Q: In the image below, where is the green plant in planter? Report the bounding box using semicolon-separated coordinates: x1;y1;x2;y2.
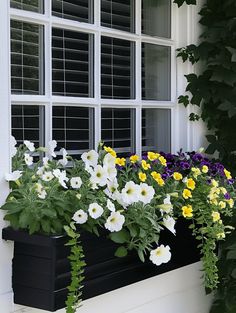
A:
1;138;235;312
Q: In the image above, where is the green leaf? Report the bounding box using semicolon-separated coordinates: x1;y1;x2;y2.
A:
109;229;131;244
114;246;128;258
138;249;145;263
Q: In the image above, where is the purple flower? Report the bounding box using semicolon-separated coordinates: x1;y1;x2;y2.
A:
227;179;235;185
179;161;191;170
192;153;203;162
224;193;231;200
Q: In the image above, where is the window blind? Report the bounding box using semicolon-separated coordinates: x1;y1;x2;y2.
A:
11;20;44;95
53;106;94;155
101;0;134;33
52;0;93;23
101;108;135;156
11;0;44;13
101;36;134;99
52;28;93;97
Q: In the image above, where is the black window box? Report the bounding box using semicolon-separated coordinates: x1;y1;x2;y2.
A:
2;219;199;312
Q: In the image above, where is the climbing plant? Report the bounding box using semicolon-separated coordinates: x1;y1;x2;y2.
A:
175;0;236;312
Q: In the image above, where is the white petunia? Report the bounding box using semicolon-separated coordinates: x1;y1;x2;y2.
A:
42;171;54;182
105;211;125;232
43;157;49;167
159;194;173;215
53;169;69;188
24;153;33;166
5;170;22;182
48;140;57;158
104;179;119;199
24;140;35;152
88;203;104;219
149;245;171;266
38;189;47;199
121;181;140;205
103;153;116;167
139;183;155;204
81;150;98;168
72;209;88;224
35;182;43;193
70;177;82;189
106;199;116;212
58;148;68;167
10;136;17;157
104;164;117;181
36;166;45;176
90;165;108;187
163;216;176;235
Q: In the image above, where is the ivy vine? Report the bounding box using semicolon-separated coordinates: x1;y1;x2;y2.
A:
175;0;236;312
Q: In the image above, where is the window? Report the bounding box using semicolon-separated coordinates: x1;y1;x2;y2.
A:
10;0;173;157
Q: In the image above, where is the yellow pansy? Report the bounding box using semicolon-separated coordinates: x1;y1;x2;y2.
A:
191;167;201;177
173;172;183;181
141;160;151;170
130;154;139;164
147;151;159;161
115;157;126;167
158;156;167;167
220;187;227;194
186;178;196;190
212;211;221;222
183;189;192;199
211;179;219;188
138;172;147;182
218;201;226;209
182;205;193;218
104;146;117;158
226;198;234;208
202;165;208;173
224;168;232;180
217;232;226;239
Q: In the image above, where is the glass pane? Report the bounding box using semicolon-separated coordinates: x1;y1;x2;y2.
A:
101;108;135;156
52;106;94;156
142;0;171;38
11;0;44;13
101;37;135;99
142;43;171;101
142;108;171;153
52;0;93;23
101;0;135;33
52;28;93;97
11;20;44;95
12;105;45;148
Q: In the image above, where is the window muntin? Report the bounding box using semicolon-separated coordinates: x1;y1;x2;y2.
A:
11;20;44;95
52;0;93;24
101;0;135;33
142;43;171;101
11;0;44;13
142;0;171;38
10;1;173;156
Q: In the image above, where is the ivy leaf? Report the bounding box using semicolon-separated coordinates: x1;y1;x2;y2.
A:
178;95;189;107
114;246;128;258
109;229;131;244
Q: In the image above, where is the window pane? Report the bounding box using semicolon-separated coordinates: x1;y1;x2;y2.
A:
12;105;45;147
52;28;93;97
101;37;135;99
52;0;93;23
101;108;135;156
101;0;135;33
142;109;171;153
11;20;44;95
142;43;171;101
53;106;94;156
11;0;44;13
142;0;171;38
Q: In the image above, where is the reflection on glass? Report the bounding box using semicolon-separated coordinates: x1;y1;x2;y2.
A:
142;43;171;101
142;108;171;153
142;0;171;38
11;0;44;13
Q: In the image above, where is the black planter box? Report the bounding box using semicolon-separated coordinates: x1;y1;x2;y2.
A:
2;219;199;311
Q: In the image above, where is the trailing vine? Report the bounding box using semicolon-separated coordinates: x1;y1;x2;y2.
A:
176;0;236;312
64;223;85;313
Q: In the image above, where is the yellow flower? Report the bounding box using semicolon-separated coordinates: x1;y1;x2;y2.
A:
183;189;192;199
224;168;232;180
226;198;234;208
115;157;126;167
186;178;196;190
217;232;226;239
104;146;117;158
191;167;201;177
141;160;151;170
151;171;161;180
158;156;167;167
220;187;227;194
147;151;159;161
182;205;193;218
173;172;183;181
139;172;147;182
202;165;208;173
130;154;139;164
212;211;220;222
219;201;226;209
211;179;219;188
156;178;165;186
